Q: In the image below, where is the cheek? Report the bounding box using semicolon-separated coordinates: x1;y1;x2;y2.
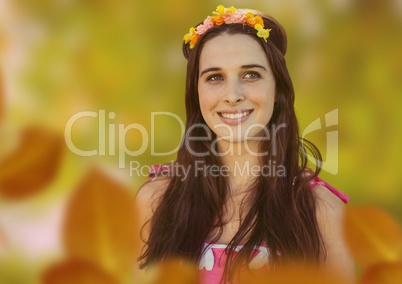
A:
198;88;217;117
254;85;275;106
198;97;210;125
254;91;276;122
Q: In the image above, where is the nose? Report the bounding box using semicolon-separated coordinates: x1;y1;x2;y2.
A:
223;80;245;105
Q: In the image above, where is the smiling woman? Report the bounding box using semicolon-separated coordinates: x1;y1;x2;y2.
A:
198;33;276;145
135;5;354;284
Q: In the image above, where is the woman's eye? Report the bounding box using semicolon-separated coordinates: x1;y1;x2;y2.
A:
207;74;223;82
243;72;260;79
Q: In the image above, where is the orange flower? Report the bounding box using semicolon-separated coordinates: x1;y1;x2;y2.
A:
183;27;200;49
189;34;200;49
211;15;225;26
245;12;264;27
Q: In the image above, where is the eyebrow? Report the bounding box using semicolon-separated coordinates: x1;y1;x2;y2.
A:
241;64;267;71
199;64;267;77
199;67;221;77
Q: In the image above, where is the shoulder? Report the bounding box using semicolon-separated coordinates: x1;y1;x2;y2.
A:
305;168;349;203
313;185;355;281
135;163;174;228
313;184;346;250
314;184;345;220
135;177;170;217
135;177;171;251
133;178;170;272
135;163;175;212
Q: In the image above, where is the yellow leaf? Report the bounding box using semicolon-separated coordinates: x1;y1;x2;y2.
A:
344;206;402;267
42;258;118;284
63;167;139;282
0;71;3;123
0;126;64;199
238;264;351;284
152;259;199;284
360;262;402;284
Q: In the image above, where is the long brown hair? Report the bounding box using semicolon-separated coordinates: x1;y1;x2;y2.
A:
139;13;325;282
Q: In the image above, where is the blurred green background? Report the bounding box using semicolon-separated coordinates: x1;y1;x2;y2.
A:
0;0;401;282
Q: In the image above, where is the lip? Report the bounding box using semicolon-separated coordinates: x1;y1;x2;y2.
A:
217;109;254;125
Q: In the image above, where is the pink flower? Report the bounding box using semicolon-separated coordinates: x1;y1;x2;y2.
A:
224;11;245;24
196;16;214;35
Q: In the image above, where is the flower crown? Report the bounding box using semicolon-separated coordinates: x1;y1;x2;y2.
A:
183;5;271;49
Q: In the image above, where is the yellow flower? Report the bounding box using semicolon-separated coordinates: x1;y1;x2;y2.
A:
254;24;271;42
214;5;225;15
183;27;196;44
226;6;236;13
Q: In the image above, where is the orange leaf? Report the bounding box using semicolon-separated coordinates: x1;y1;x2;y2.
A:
63;167;139;281
0;224;7;249
0;71;3;123
0;126;64;199
237;264;351;284
152;259;199;284
360;262;402;284
42;258;118;284
344;206;402;268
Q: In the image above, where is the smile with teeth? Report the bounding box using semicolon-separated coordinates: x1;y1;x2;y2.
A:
219;110;252;119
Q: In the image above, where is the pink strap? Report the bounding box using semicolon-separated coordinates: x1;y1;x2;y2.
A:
148;164;170;175
309;176;349;203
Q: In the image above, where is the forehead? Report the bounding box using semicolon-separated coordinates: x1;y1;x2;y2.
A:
199;34;269;70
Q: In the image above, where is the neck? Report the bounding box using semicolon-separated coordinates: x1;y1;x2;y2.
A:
217;140;261;193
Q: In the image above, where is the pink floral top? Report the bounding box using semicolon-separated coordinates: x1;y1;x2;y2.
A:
198;176;349;283
198;242;269;284
148;165;350;284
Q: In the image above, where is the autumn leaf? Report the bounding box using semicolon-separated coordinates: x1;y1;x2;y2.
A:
237;264;351;284
0;126;64;199
0;71;3;123
63;167;139;282
42;258;119;284
151;259;200;284
0;225;7;251
360;262;402;284
344;206;402;268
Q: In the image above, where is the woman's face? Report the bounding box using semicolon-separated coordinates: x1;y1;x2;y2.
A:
198;33;276;145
